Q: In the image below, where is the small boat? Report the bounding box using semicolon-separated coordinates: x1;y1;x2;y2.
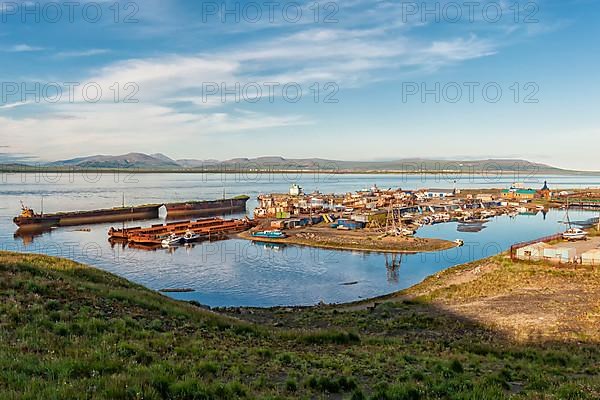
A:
182;230;202;243
562;199;588;241
161;233;183;247
562;228;588;241
251;230;287;239
401;228;416;236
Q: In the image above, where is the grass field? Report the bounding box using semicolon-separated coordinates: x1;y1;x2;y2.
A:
1;251;598;399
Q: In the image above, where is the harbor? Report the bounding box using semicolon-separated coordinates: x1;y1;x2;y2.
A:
2;173;600;307
242;181;595;254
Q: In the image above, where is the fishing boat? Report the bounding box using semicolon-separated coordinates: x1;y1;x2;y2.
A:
251;230;287;239
161;233;183;247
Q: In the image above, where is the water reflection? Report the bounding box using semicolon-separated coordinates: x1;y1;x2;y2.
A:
384;253;402;283
2;173;599;307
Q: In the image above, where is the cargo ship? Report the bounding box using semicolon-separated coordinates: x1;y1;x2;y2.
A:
13;202;161;231
164;195;249;217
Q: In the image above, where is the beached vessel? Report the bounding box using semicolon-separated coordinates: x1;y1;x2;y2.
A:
562;227;588;241
562;199;588;240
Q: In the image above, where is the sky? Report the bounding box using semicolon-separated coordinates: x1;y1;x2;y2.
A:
0;0;599;170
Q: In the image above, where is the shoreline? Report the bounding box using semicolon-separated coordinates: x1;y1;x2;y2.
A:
4;249;598;338
2;250;598;398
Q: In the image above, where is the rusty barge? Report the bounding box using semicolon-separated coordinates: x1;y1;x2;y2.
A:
13;196;250;230
108;217;255;246
13;203;160;231
165;195;249;217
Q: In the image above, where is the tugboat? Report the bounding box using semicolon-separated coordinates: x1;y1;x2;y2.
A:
251;230;287;239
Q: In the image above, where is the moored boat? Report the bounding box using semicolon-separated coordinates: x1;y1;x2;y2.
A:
14;202;160;230
162;233;183;247
165;196;249;217
251;230;287;239
182;230;203;243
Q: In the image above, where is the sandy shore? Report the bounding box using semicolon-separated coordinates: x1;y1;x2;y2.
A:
238;225;458;254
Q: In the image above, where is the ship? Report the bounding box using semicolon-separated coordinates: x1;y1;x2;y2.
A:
164;195;249;217
13;202;161;231
14;196;251;230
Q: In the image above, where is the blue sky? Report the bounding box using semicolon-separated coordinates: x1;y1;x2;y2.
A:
1;0;599;169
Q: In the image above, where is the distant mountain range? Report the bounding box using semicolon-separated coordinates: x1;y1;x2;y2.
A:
0;152;593;174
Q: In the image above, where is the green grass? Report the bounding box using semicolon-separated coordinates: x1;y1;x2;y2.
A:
0;251;598;399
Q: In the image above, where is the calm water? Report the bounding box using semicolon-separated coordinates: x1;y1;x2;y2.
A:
1;172;598;307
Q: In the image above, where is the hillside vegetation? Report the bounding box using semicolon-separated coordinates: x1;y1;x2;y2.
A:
1;251;598;399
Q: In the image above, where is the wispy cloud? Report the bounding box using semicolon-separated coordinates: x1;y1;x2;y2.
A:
55;49;111;58
0;25;499;158
7;44;44;52
0;0;568;160
0;101;31;110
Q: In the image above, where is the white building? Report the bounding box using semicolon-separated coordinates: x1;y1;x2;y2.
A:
516;242;551;261
543;246;577;263
581;249;600;265
289;184;303;196
423;189;455;199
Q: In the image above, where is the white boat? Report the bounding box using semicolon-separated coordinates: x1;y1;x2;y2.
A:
161;233;182;247
182;230;202;243
401;228;416;236
562;228;588;241
562;199;588;241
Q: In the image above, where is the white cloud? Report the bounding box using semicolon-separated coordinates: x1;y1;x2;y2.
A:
7;44;44;52
55;49;111;58
0;10;501;159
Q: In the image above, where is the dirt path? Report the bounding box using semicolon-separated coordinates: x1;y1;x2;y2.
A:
328;257;600;341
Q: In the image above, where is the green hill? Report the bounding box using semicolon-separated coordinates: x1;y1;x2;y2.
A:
1;252;598;399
